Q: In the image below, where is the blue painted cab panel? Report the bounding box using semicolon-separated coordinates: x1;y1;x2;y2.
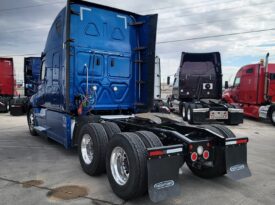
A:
69;4;137;111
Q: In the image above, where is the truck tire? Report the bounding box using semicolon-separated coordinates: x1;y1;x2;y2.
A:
4;103;8;113
199;124;223;136
135;131;163;148
27;109;37;136
182;103;188;121
106;132;147;200
186;124;235;178
269;106;275;126
78;123;108;176
187;104;195;124
211;124;236;139
179;103;183;116
101;121;121;140
134;131;171;193
0;103;8;113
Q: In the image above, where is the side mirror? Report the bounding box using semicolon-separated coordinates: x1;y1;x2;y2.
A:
41;52;46;59
167;76;170;85
224;81;229;89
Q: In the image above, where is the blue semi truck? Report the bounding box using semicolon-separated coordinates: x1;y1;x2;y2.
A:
27;0;251;202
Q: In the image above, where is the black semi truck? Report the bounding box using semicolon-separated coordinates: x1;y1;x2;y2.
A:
9;57;41;116
168;52;243;125
27;1;250;202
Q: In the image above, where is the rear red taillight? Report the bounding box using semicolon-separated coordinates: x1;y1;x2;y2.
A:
203;150;209;160
236;139;248;144
191;152;198;162
149;150;165;157
226;138;248;146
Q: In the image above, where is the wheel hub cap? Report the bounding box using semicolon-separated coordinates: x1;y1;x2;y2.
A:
182;108;185;118
81;134;94;165
187;109;191;121
272;111;275;122
29;112;34;131
110;147;129;186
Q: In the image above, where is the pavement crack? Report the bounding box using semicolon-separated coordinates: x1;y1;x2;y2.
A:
0;176;21;184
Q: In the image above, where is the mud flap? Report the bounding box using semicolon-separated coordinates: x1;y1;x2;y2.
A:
225;139;251;180
147;145;184;202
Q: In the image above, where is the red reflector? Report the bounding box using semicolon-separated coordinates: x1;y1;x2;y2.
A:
203;150;209;160
149;150;165;157
237;139;248;144
191;152;198;162
189;144;193;151
77;102;83;115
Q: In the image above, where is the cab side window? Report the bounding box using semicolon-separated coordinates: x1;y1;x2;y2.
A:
233;77;240;87
173;74;179;88
173;77;177;86
246;68;254;74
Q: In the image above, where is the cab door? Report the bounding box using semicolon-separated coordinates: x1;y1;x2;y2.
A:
239;66;257;104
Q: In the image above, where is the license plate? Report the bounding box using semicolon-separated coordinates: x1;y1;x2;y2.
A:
209;111;228;119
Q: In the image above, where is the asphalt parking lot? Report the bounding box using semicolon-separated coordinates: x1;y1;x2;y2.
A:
0;113;274;205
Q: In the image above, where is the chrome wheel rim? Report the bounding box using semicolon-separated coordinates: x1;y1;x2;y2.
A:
187;108;191;121
28;112;35;131
81;134;94;165
182;107;186;118
272;111;275;122
110;147;129;186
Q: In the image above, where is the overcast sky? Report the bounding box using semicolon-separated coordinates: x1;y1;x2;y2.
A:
1;0;275;85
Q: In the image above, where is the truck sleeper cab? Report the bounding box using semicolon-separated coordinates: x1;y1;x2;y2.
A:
169;52;243;125
0;58;14;112
223;54;275;125
9;57;42;116
27;0;251;202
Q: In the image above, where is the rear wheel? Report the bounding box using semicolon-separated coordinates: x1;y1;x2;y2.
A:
6;102;10;112
187;104;194;124
269;107;275;126
27;109;37;136
182;103;188;121
1;103;8;113
106;132;147;200
135;131;163;148
78;123;108;176
211;124;236;138
101;121;121;140
186;125;235;178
